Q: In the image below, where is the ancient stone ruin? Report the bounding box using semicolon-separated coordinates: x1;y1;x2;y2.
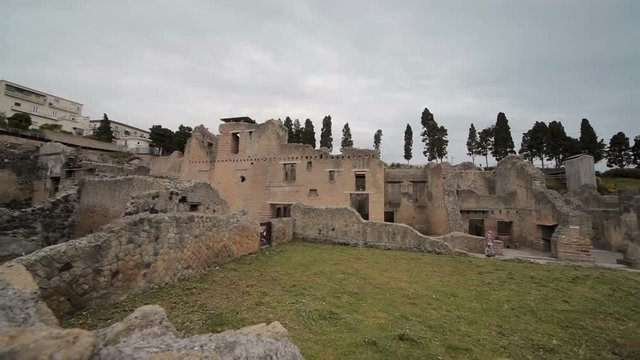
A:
1;117;639;358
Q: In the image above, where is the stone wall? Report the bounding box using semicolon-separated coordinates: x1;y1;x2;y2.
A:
75;176;228;238
0;186;79;257
291;204;481;255
0;142;39;208
271;217;294;245
15;212;260;316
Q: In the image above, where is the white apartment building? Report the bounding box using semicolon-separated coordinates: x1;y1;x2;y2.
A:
0;80;90;135
89;119;151;154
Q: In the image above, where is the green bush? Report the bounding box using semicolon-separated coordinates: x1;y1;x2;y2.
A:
601;168;640;179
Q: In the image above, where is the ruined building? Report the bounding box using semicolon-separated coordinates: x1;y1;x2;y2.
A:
151;117;385;222
146;117;607;264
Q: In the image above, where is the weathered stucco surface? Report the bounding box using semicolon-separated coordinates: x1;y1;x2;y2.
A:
16;212;259;316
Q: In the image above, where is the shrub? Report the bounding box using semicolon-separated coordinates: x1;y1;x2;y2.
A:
601;168;640;179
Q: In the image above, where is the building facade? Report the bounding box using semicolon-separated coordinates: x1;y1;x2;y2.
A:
88;119;151;154
0;80;89;135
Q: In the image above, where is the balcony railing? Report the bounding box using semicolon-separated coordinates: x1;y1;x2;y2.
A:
4;89;47;105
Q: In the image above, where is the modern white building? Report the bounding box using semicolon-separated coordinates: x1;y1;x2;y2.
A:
89;119;151;154
0;80;90;135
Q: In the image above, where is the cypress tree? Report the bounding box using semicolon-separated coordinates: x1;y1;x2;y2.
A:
341;123;353;150
579;118;605;162
404;124;413;164
292;119;302;143
283;117;294;143
466;123;479;163
94;113;114;143
320;115;333;151
302;119;316;148
373;129;382;157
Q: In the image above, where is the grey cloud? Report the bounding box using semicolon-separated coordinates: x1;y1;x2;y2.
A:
1;0;638;166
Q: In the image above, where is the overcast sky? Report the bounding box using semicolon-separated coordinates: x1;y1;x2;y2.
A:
2;0;638;166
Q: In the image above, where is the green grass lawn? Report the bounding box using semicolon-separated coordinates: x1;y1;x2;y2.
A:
63;242;640;360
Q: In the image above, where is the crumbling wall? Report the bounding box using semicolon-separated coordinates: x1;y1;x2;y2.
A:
617;190;640;268
0;261;302;359
291;204;481;255
494;156;593;262
0;187;79;258
0;143;39;208
75;176;228;238
149;151;184;178
16;212;259;316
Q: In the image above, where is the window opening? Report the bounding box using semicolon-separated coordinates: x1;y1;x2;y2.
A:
231;132;240;154
283;163;296;182
355;173;366;191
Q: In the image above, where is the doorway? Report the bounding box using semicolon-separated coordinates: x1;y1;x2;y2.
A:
468;219;485;236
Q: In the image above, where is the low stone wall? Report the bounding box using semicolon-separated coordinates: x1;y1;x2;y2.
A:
291;204;480;255
15;212;260;316
0;187;79;257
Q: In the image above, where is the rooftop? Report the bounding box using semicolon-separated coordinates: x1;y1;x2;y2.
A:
220;116;256;124
89;119;150;134
1;79;84;106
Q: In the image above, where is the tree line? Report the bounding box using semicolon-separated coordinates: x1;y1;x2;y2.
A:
94;114;193;155
281;115;383;156
465;117;640;169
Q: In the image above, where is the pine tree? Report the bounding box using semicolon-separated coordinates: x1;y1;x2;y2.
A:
320;115;333;151
579;118;605;162
519;121;549;168
404;124;413;164
632;135;640;168
519;131;534;162
546;121;568;168
302;119;316;148
341;123;353;150
172;125;192;152
477;126;494;167
606;132;632;168
149;125;174;155
373;129;382;157
283;117;294;143
491;112;515;162
94;113;114;143
466;123;479;164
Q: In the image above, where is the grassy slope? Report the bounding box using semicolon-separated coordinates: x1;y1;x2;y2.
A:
598;177;640;194
63;242;640;360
